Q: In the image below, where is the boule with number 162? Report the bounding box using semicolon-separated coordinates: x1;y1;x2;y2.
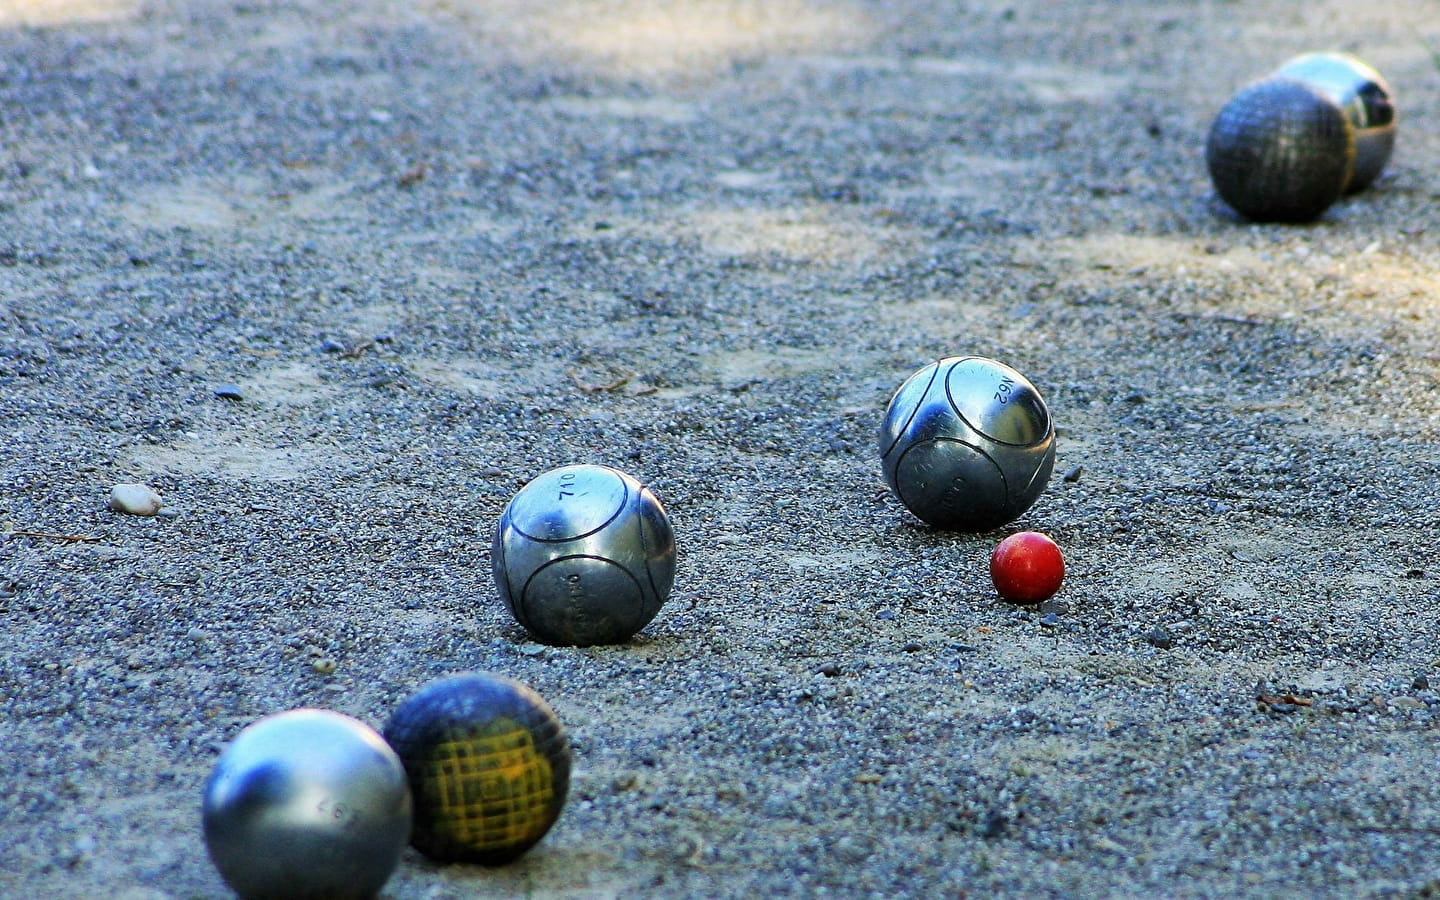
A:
879;356;1056;532
492;464;676;646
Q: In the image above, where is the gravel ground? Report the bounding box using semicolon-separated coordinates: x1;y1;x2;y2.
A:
2;1;1439;897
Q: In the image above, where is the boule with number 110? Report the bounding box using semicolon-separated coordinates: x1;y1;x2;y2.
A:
492;464;676;646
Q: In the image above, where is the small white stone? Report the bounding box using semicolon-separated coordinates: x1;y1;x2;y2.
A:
110;483;163;516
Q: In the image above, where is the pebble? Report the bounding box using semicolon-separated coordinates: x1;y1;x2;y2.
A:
1092;835;1129;855
1143;626;1175;649
109;483;163;516
213;383;244;401
832;835;872;863
980;809;1009;839
311;658;337;674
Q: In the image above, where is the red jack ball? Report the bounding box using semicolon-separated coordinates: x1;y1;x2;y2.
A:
990;531;1065;604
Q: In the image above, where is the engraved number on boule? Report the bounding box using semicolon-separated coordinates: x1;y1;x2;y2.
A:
993;376;1014;404
317;798;358;830
557;471;577;501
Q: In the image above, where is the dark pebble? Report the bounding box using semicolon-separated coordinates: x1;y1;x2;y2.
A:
901;642;923;652
319;338;348;353
815;662;842;677
875;609;895;620
1039;599;1070;616
1039;613;1060;628
1414;675;1430;691
980;809;1009;839
1142;626;1175;649
213;383;243;401
1062;465;1083;483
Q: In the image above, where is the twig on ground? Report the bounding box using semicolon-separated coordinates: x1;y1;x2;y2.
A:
3;524;100;543
569;367;633;392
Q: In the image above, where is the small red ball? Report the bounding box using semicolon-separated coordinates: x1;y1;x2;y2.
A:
989;531;1065;604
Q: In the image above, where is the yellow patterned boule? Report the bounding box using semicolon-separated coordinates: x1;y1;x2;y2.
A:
383;672;572;864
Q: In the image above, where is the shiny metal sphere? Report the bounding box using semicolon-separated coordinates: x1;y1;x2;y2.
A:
1206;77;1353;223
202;708;412;900
879;357;1056;532
492;464;676;646
382;672;572;865
1273;52;1395;193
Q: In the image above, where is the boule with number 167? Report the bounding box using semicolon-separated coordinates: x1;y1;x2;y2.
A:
879;356;1056;532
201;708;412;900
492;464;676;646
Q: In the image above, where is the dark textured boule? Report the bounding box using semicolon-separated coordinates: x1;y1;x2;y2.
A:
382;672;571;866
1206;77;1354;223
1273;52;1396;193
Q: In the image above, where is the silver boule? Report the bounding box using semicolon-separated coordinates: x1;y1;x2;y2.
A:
1206;76;1353;223
492;464;676;646
1273;52;1395;193
878;357;1056;532
202;708;412;900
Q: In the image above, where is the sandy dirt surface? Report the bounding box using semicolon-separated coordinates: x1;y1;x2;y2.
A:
2;0;1439;896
